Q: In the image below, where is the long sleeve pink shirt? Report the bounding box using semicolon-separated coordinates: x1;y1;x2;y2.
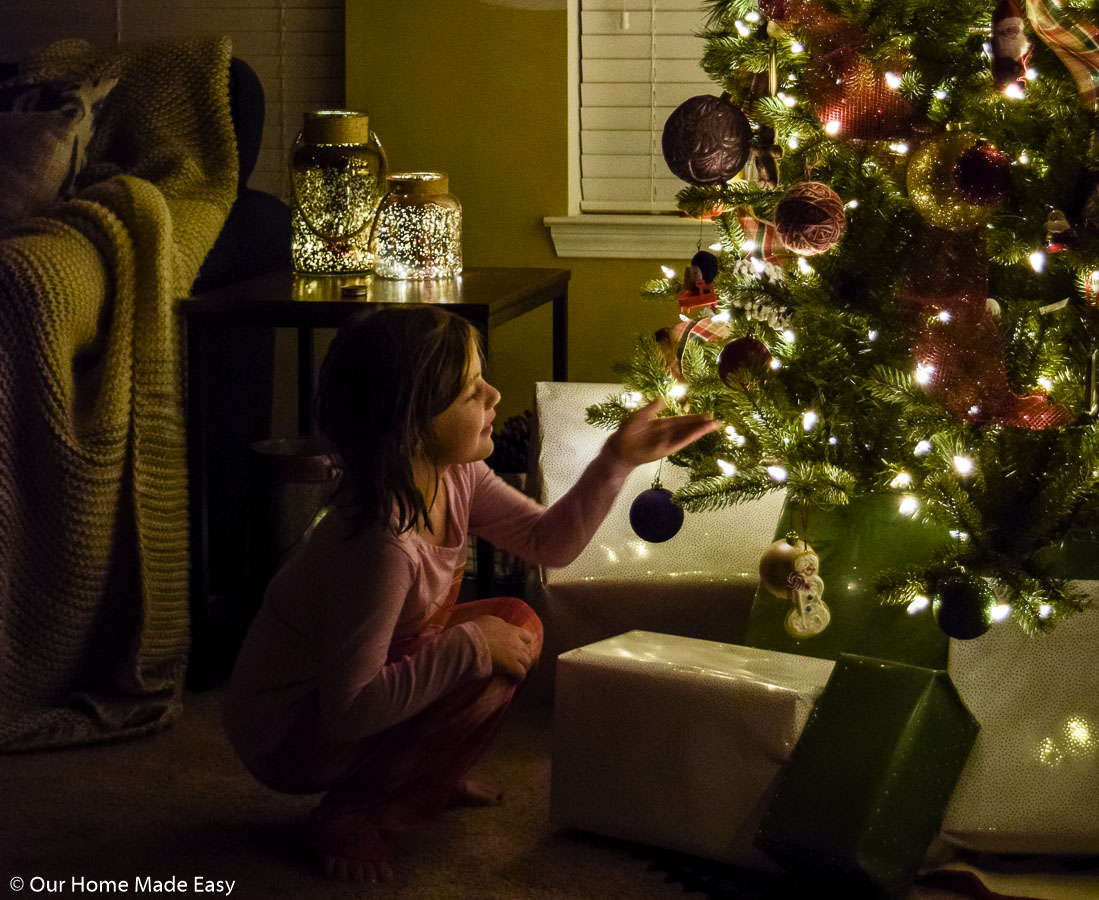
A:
224;447;633;765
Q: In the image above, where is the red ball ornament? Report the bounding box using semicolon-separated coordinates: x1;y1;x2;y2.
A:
718;336;771;384
662;95;751;186
775;182;846;256
953;143;1012;207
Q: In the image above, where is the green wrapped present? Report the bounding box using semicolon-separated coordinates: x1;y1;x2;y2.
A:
755;654;979;899
746;494;950;668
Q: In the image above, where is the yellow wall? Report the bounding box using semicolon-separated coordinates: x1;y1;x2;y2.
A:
345;0;675;422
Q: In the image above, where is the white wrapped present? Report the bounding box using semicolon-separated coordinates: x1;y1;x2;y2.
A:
529;382;785;681
551;630;835;868
941;598;1099;854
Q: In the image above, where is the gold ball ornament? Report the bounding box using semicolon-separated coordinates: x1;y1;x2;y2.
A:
907;132;996;232
759;533;816;598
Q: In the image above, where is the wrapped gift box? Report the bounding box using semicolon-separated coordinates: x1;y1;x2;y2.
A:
942;598;1099;854
755;654;979;899
529;382;785;689
551;630;835;868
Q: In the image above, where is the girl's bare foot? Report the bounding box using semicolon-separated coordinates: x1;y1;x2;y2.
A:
309;805;396;883
447;778;503;808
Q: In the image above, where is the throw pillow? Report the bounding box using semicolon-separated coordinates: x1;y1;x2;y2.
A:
0;75;117;227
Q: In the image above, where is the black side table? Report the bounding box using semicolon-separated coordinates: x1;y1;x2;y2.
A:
179;266;570;660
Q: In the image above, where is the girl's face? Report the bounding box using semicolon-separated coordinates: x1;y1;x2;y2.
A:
424;351;500;467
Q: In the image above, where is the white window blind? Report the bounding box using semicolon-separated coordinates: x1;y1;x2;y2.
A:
579;0;714;213
2;1;345;201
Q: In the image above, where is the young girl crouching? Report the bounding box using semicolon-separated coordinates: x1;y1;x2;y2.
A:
223;305;716;882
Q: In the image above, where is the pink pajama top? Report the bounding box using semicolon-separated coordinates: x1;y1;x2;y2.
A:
223;447;632;768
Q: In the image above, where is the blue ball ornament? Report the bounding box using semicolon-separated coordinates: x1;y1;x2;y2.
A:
629;487;684;543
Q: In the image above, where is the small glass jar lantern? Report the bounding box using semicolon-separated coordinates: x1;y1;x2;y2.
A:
290;110;388;275
371;172;462;280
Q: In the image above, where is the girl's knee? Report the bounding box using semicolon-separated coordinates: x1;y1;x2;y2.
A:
489;596;543;642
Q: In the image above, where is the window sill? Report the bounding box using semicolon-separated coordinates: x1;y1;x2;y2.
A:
544;214;719;260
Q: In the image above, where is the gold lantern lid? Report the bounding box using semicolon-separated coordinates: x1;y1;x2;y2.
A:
302;110;370;145
387;172;449;197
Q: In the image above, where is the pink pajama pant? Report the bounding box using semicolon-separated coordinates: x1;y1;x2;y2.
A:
257;579;543;825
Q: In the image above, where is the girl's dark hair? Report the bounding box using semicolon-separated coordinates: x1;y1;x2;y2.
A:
315;305;483;537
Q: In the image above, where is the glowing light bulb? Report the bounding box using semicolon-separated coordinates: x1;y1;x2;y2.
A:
717;458;737;476
890;472;912;489
751;257;767;274
949;529;970;541
1037;376;1053;391
622;391;643;409
828;436;838;445
899;496;919;516
769;358;782;370
1018;152;1030;164
661;265;677;278
746;11;760;22
938;310;952;322
709;242;723;251
1004;82;1025;99
915;363;935;385
802;410;818;431
868;329;878;341
797;257;813;275
782;93;797;108
1029;250;1046;272
991;603;1012;622
766;465;788;482
711;311;731;323
953;455;974;475
735;19;751;36
668;382;687;399
914;440;931;456
782;329;796;343
788;135;799;150
907;595;930;614
825;120;841;136
679;313;690;322
1026;67;1038;80
1039;603;1053;619
885;71;902;89
889;142;909;154
933;89;948;100
845;199;859;209
743;239;758;254
791;41;804;54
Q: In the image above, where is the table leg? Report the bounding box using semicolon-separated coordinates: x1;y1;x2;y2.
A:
297;326;314;435
186;318;211;618
552;290;568;381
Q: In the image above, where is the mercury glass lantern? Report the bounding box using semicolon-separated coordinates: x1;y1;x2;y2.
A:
290;110;388;275
371;172;462;280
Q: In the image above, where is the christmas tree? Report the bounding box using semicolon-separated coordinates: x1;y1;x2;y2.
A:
590;0;1099;638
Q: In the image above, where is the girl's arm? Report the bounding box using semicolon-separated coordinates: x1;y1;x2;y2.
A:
315;539;492;742
469;399;718;567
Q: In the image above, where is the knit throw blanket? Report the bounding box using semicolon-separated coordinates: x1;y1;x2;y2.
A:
0;37;237;749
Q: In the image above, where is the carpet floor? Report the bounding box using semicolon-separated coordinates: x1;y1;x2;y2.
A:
2;685;1096;900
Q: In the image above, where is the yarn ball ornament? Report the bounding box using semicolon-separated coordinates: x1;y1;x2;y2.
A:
907;132;996;232
717;336;772;384
629;487;684;543
662;95;752;186
759;534;815;598
953;143;1012;206
691;249;719;283
775;182;846;256
934;577;992;640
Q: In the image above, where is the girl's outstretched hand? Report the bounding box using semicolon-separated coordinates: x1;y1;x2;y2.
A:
605;397;720;467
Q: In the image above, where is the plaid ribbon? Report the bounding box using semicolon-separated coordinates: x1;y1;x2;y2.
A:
738;209;787;262
1027;0;1099;108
